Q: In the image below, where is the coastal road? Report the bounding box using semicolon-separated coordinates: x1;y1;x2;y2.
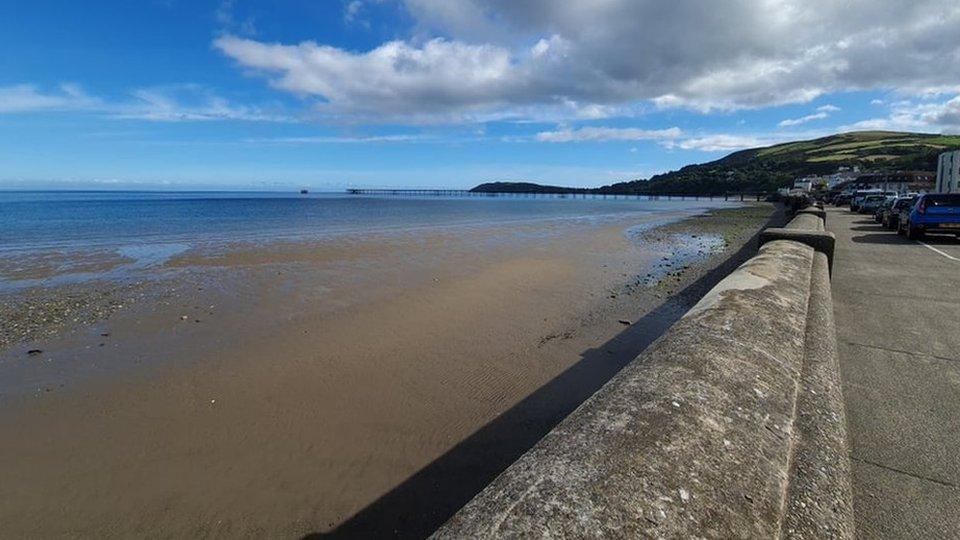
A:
828;207;960;538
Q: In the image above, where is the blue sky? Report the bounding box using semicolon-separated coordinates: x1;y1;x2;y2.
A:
2;0;959;190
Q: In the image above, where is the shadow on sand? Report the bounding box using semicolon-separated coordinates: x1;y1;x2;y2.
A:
303;209;785;539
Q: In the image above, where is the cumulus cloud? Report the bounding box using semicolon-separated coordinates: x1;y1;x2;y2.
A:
214;0;960;123
535;126;682;142
213;35;537;123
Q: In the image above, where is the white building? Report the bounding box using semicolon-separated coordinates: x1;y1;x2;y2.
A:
936;150;960;193
793;178;813;192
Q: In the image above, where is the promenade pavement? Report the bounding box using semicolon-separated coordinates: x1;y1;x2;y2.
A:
828;207;960;538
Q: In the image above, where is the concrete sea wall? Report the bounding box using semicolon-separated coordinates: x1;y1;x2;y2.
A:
433;205;853;538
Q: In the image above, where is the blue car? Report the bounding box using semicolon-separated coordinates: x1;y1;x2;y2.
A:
898;194;960;239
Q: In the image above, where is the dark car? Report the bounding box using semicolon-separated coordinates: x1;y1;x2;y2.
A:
833;193;852;206
898;193;960;239
874;196;896;222
882;197;916;230
859;194;886;214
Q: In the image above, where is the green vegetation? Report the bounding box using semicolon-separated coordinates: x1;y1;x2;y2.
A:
473;131;960;195
599;131;960;195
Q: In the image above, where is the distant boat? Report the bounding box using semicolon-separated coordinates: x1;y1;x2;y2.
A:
300;189;309;194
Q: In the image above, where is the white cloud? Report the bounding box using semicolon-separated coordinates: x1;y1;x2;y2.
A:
0;84;100;113
117;85;291;122
668;134;784;152
535;126;682;143
343;1;366;26
214;35;523;123
244;134;428;144
0;83;292;123
529;125;801;153
777;104;841;127
778;112;829;127
214;0;960;123
215;0;257;36
843;94;960;133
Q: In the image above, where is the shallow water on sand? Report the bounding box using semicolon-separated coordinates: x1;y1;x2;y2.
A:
0;196;774;538
0;191;735;289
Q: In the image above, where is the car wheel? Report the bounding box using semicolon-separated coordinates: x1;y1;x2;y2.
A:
897;221;905;235
907;224;923;240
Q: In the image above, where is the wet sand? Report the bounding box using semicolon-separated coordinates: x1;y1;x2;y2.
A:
0;204;778;538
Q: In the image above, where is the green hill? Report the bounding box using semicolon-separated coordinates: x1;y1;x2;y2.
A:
598;131;960;195
469;181;590;194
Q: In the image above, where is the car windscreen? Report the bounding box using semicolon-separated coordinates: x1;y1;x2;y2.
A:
924;194;960;207
894;199;916;209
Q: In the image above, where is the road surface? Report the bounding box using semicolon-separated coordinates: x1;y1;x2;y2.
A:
828;207;960;538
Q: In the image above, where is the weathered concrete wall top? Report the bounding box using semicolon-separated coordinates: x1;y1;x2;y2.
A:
434;239;818;538
785;212;825;231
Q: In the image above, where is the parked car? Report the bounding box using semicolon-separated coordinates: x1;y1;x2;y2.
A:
850;193;869;211
833;193;852;206
882;196;916;230
859;194;887;214
850;190;890;211
898;193;960;239
874;196;897;222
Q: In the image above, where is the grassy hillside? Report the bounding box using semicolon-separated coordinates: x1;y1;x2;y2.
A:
599;131;960;195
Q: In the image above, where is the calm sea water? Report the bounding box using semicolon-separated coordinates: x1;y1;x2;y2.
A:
1;191;735;251
0;191;734;288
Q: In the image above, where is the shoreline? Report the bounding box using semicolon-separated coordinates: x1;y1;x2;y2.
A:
0;202;780;537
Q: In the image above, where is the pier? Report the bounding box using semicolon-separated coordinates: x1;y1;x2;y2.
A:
346;188;767;202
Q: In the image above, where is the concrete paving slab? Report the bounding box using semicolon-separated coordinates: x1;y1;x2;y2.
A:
839;342;960;484
828;207;960;538
851;459;960;539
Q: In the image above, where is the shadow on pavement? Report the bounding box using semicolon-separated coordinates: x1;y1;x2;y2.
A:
915;234;960;245
302;209;785;540
851;232;960;245
851;233;912;245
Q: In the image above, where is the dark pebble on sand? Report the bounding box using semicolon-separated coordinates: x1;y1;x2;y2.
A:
27;349;43;356
618;319;631;325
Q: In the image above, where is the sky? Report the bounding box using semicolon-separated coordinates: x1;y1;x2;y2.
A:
2;0;960;190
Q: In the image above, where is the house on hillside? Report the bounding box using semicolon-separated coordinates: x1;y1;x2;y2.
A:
852;170;935;193
793;178;814;192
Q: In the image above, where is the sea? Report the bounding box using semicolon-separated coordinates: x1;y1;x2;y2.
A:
0;190;735;289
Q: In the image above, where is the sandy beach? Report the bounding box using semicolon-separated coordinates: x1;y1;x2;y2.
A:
0;203;778;537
